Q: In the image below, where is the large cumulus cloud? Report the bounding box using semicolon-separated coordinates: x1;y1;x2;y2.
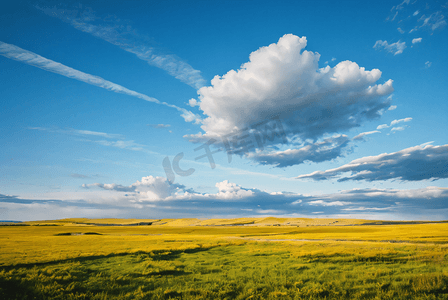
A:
188;34;393;144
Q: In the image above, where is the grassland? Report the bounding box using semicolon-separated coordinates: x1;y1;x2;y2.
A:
1;218;448;299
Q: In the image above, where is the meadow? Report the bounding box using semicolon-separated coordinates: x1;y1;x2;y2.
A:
1;217;447;299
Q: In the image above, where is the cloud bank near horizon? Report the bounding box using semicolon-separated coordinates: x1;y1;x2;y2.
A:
2;177;448;221
296;144;448;182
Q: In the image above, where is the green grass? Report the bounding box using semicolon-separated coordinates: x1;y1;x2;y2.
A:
1;242;448;299
1;220;448;299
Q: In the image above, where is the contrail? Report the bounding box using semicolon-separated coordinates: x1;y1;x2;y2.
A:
35;5;206;90
0;41;199;121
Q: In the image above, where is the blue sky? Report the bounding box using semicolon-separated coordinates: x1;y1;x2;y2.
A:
1;0;448;221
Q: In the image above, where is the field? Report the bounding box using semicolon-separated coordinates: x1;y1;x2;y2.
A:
1;218;448;299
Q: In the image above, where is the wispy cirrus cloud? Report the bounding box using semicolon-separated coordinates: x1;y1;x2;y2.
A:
148;124;171;129
28;126;159;155
419;11;447;31
93;139;151;152
71;173;90;179
296;144;448;182
35;4;206;90
0;41;200;123
387;0;446;34
390;0;410;13
373;40;406;55
29;127;125;139
353;130;381;141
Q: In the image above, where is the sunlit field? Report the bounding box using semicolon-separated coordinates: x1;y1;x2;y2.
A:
1;218;448;299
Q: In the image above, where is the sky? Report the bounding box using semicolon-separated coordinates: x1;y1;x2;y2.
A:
1;0;448;221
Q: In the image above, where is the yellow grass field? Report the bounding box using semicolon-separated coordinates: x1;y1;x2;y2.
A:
1;218;448;299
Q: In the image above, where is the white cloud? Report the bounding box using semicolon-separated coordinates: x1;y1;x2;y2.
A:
188;34;393;148
353;130;381;141
181;110;202;124
29;127;125;139
29;127;159;155
386;0;409;21
390;126;405;132
214;180;254;199
188;98;199;107
35;5;205;89
420;11;447;31
84;177;448;217
342;207;392;211
4;183;448;220
376;117;412;130
148;124;171;128
391;11;399;21
397;27;405;33
73;129;123;139
248;135;350;167
373;40;406;55
134;176;186;201
388;2;446;37
83;183;135;192
390;117;412;126
0;41;154;103
308;200;351;206
425;61;432;68
296;144;448;182
0;41;197;121
395;0;410;10
412;37;422;44
71;173;89;179
388;105;397;111
83;176;187;201
84;177;255;202
94;139;150;152
420;141;434;147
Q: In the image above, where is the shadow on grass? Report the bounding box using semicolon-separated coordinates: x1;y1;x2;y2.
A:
0;247;216;299
0;276;41;300
0;246;218;271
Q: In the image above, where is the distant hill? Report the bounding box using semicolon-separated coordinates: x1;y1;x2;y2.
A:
21;217;448;227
